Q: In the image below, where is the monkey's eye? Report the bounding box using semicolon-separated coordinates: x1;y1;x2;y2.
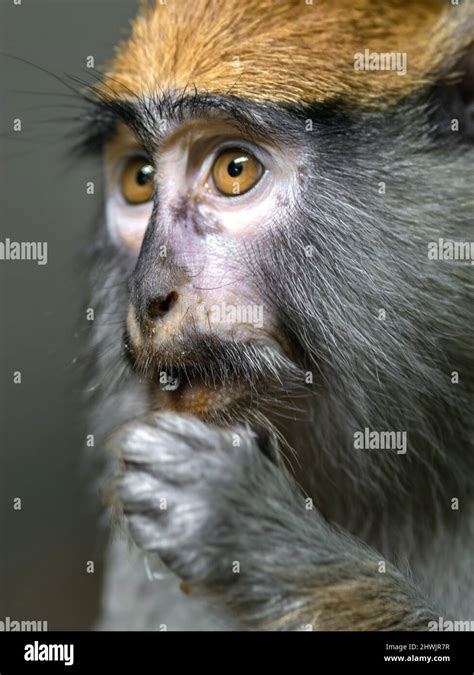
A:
120;158;155;204
211;149;263;196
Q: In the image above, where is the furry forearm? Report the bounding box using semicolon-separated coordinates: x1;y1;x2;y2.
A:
116;413;435;631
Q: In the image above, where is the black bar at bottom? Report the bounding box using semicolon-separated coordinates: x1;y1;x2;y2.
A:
0;630;472;673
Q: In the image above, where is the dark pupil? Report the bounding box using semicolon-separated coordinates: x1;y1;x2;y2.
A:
136;164;153;186
227;157;247;178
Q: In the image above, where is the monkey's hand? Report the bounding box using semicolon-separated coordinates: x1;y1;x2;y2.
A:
115;412;435;630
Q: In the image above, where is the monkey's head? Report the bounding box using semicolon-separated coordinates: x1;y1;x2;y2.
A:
84;0;473;481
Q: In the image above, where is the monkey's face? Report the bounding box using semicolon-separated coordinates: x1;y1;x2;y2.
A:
104;112;304;420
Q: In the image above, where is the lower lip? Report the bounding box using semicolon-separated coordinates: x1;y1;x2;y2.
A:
155;377;237;416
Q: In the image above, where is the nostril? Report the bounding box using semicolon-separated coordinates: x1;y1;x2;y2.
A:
146;291;178;320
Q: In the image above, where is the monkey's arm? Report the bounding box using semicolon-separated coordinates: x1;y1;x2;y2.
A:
116;413;435;631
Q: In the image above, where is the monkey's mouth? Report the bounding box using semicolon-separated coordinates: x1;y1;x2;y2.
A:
124;330;305;418
124;337;260;417
152;366;245;417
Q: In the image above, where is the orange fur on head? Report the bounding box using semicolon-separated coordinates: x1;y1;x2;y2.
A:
105;0;472;108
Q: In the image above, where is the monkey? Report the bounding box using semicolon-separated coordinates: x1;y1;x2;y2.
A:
79;0;474;631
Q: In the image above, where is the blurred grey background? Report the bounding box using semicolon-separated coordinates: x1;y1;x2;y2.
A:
0;0;140;630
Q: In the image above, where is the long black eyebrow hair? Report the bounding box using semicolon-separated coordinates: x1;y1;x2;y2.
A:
73;78;313;159
0;52;344;163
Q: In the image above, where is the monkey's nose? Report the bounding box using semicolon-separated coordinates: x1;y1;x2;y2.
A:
146;291;178;320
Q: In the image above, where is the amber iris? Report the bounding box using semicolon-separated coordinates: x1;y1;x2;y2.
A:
211;149;262;196
121;158;155;204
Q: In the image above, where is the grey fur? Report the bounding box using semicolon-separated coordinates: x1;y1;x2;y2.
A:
114;413;437;630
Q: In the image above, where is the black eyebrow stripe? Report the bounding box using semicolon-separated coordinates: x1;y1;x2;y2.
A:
72;97;150;157
72;90;306;158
